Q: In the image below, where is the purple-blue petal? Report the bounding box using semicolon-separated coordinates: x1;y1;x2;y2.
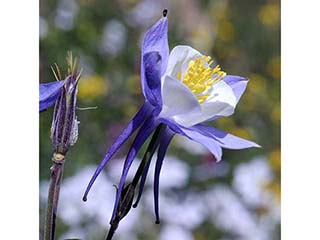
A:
39;80;66;112
111;116;159;221
159;118;185;135
223;75;248;103
143;51;162;107
160;119;223;161
132;155;152;207
182;127;223;161
141;16;168;106
82;102;153;201
154;127;174;223
142;16;169;75
193;124;261;149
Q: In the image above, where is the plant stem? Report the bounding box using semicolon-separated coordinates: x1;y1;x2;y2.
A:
44;158;65;240
131;123;165;187
105;223;117;240
105;124;166;240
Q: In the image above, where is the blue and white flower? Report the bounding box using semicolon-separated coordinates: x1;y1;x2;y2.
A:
83;11;260;227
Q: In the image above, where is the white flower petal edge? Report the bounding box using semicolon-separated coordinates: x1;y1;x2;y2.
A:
164;45;202;80
160;75;200;119
174;80;236;127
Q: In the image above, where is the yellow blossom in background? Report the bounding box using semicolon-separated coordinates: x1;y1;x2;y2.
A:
272;103;281;123
240;93;256;112
126;74;141;95
240;73;267;112
267;56;281;79
265;181;281;202
216;117;236;130
216;118;252;140
78;75;108;100
217;20;235;42
269;148;281;172
229;127;252;140
258;3;280;27
266;148;281;202
248;74;267;94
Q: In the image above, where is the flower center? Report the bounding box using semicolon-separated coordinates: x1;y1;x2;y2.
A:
178;55;226;103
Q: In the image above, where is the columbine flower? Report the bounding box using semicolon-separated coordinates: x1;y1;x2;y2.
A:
83;10;260;238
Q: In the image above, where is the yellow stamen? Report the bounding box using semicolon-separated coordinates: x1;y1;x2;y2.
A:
179;55;226;104
177;72;181;81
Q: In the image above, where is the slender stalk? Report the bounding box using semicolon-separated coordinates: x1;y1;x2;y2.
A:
131;124;165;187
105;224;117;240
44;157;65;240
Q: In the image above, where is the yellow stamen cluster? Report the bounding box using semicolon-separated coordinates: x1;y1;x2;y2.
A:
178;55;226;103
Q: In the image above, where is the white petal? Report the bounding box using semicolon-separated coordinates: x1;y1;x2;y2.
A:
159;75;200;119
205;80;237;106
173;80;237;127
165;45;202;79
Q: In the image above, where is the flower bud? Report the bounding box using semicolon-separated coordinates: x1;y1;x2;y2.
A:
50;52;81;155
50;74;80;155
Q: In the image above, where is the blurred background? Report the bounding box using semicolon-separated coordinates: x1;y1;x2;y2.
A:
40;0;280;239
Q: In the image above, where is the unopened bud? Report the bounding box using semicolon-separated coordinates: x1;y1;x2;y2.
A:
50;53;81;155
